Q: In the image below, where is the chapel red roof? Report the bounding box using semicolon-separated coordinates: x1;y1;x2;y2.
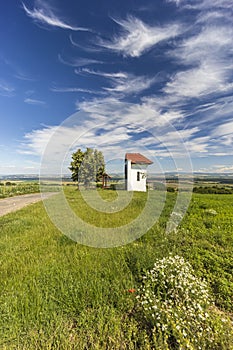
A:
125;153;153;164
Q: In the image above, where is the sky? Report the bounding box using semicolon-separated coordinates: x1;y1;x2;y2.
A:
0;0;233;175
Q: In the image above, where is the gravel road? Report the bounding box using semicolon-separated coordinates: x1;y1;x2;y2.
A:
0;192;57;217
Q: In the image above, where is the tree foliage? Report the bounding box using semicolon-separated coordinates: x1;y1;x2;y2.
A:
69;148;105;187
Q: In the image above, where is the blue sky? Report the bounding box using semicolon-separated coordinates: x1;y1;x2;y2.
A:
0;0;233;175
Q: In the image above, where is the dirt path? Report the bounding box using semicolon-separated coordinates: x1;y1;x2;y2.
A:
0;192;57;217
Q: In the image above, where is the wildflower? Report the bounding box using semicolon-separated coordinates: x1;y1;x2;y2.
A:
136;254;217;348
128;288;136;293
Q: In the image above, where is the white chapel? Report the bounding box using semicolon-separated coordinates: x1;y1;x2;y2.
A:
125;153;153;192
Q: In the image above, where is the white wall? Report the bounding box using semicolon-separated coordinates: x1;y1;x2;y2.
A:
126;160;147;192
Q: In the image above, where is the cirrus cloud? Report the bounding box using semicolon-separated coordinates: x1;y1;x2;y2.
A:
98;16;182;57
22;1;90;31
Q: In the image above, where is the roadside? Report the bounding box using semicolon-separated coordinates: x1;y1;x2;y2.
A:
0;192;57;217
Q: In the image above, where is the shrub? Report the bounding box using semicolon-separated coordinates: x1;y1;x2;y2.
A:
136;255;232;349
167;187;176;192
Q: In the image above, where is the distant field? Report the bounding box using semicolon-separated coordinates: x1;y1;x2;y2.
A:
0;181;39;198
1;175;233;198
0;188;232;349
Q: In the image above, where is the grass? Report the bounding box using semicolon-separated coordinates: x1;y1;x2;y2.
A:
0;182;39;198
0;188;232;349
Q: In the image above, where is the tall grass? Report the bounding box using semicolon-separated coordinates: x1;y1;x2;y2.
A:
0;182;39;198
0;189;232;349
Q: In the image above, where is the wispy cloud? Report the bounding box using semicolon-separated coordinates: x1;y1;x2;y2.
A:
0;81;15;97
17;1;233;172
21;93;233;176
166;0;182;5
77;68;127;79
19;126;57;156
22;1;90;31
104;75;155;95
58;54;103;67
76;68;155;95
163;62;228;98
213;165;233;173
19;97;185;159
69;35;100;53
172;26;233;66
185;136;210;154
98;16;182;57
182;0;233;11
50;86;105;95
0;55;36;82
211;120;233;148
212;121;233;137
165;22;233;99
196;10;230;24
15;72;35;81
24;98;46;105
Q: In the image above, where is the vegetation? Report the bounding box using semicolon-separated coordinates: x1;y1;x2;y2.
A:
0;182;39;198
69;148;105;187
193;185;233;194
0;188;232;349
136;255;232;349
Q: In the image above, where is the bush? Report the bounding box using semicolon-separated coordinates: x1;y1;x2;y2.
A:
193;186;233;194
136;255;232;349
167;187;176;192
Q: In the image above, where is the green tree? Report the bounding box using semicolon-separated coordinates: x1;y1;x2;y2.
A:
69;149;84;182
94;149;105;182
69;148;105;188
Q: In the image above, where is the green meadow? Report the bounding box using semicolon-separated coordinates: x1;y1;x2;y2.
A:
0;187;232;349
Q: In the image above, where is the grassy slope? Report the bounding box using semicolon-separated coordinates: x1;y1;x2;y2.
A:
0;189;232;349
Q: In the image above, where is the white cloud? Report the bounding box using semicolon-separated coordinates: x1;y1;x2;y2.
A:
20;97;204;173
180;96;233;133
213;165;233;173
19;126;57;156
0;81;15;97
164;62;227;98
15;72;35;81
77;68;127;79
58;54;103;67
196;10;230;23
212;121;233;137
165;23;233;98
50;86;105;95
24;98;46;105
69;35;100;53
98;16;181;57
172;26;233;66
211;120;233;147
104;74;155;95
22;1;90;31
166;0;182;5
167;0;233;10
183;0;233;10
185;136;210;153
76;68;155;95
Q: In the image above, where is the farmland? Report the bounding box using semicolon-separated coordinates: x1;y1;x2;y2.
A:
0;181;39;198
0;186;232;349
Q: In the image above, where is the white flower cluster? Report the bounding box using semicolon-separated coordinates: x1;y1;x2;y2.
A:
205;208;217;216
136;255;215;349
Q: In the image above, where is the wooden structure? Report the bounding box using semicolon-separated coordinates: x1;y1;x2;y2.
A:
101;173;111;189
